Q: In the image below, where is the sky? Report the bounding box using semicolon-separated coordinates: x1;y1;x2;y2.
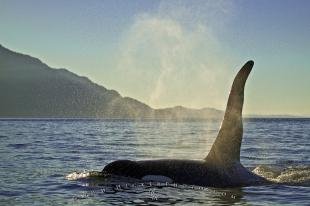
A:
1;0;309;116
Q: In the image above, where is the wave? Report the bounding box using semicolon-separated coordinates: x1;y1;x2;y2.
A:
253;165;310;186
65;171;102;180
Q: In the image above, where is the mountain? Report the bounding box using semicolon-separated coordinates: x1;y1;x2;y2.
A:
0;44;223;119
244;114;305;118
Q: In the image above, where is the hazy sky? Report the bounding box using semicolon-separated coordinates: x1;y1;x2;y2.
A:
1;0;309;116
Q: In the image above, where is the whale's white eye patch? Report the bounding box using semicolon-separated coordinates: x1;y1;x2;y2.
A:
141;175;173;183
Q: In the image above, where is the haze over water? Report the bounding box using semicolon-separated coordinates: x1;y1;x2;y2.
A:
1;118;309;205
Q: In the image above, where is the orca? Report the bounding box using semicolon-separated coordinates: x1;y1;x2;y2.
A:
102;60;268;187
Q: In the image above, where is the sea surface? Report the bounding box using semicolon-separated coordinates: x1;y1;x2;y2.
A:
0;118;309;205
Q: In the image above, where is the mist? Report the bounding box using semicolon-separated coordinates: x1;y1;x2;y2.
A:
115;0;237;110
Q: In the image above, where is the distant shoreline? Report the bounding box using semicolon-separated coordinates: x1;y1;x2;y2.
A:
0;117;309;121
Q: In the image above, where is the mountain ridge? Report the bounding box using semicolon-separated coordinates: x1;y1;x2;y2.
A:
0;44;223;119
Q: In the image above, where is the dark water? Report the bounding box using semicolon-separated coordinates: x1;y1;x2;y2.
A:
0;118;309;205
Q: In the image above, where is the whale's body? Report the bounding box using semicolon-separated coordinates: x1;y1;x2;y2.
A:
103;159;266;187
102;61;268;187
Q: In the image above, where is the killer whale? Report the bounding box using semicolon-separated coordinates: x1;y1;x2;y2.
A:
102;60;268;187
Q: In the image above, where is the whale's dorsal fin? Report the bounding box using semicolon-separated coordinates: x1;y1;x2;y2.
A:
205;60;254;167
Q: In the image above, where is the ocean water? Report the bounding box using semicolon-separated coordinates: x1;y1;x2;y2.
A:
0;118;309;205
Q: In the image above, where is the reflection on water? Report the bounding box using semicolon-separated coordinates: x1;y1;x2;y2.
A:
65;171;247;205
0;118;309;205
